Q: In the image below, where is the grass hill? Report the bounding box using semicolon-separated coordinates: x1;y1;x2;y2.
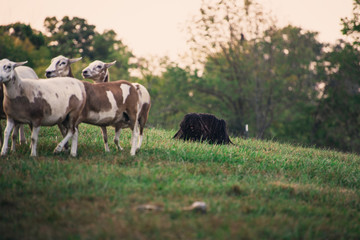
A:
0;125;359;239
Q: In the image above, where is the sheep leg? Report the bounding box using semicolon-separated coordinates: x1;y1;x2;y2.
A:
137;133;144;151
136;121;145;150
101;126;110;152
114;126;123;151
19;125;26;145
30;127;40;157
53;130;74;154
70;128;78;157
29;124;33;150
58;123;69;151
11;124;20;152
1;119;15;156
130;120;140;156
0;125;2;148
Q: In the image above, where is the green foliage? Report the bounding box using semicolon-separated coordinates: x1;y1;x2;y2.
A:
341;0;360;44
190;24;322;139
44;16;96;58
0;29;31;63
140;60;202;129
94;30;135;80
0;22;45;49
313;42;360;152
43;16;134;80
0;28;50;70
1;17;134;80
0;125;359;239
184;0;324;141
262;26;322;143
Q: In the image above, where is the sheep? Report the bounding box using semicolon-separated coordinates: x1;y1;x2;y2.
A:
44;55;83;146
79;80;141;155
45;57;141;155
0;59;86;157
82;60;151;151
174;113;233;145
0;66;39;146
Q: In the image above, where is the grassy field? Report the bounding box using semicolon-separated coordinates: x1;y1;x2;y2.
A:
0;124;359;239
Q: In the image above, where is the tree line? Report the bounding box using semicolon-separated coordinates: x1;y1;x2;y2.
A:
0;0;359;154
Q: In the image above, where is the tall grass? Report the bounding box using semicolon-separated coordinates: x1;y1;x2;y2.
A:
0;125;359;239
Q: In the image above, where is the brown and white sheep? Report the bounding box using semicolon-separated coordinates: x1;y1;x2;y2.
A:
82;60;151;151
80;80;141;155
0;59;86;157
45;57;141;155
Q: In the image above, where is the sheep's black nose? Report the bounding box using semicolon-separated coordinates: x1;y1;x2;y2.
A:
82;70;88;75
45;71;52;78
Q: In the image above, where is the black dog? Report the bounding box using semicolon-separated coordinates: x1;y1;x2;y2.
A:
173;113;233;144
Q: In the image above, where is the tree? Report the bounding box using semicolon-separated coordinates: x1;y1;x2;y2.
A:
135;57;200;129
341;0;360;45
187;0;322;138
309;0;360;153
0;22;45;49
44;16;96;58
0;24;50;71
261;26;322;142
313;42;360;153
93;30;135;80
187;0;275;136
43;16;135;79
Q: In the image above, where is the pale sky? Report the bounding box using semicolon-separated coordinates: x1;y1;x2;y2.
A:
0;0;354;61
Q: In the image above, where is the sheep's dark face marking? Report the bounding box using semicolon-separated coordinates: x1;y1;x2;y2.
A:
82;60;116;83
45;55;82;78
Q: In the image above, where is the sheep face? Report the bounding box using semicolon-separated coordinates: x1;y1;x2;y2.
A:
0;59;27;83
82;60;116;83
45;55;81;78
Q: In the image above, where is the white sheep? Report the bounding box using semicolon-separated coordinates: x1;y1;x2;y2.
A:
44;55;83;147
16;66;39;79
0;59;86;157
0;66;39;146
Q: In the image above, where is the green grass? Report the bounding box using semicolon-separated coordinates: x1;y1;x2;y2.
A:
0;124;359;239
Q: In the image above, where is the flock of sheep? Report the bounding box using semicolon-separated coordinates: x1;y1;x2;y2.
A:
0;56;151;157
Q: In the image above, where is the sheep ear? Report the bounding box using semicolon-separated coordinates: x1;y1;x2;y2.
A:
14;61;28;67
105;60;116;69
69;57;82;64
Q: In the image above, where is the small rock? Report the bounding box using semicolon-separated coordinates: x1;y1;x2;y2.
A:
183;201;207;213
135;204;163;212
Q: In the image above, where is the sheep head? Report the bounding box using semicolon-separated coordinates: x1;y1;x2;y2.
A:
0;59;27;83
45;55;82;78
82;60;116;83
